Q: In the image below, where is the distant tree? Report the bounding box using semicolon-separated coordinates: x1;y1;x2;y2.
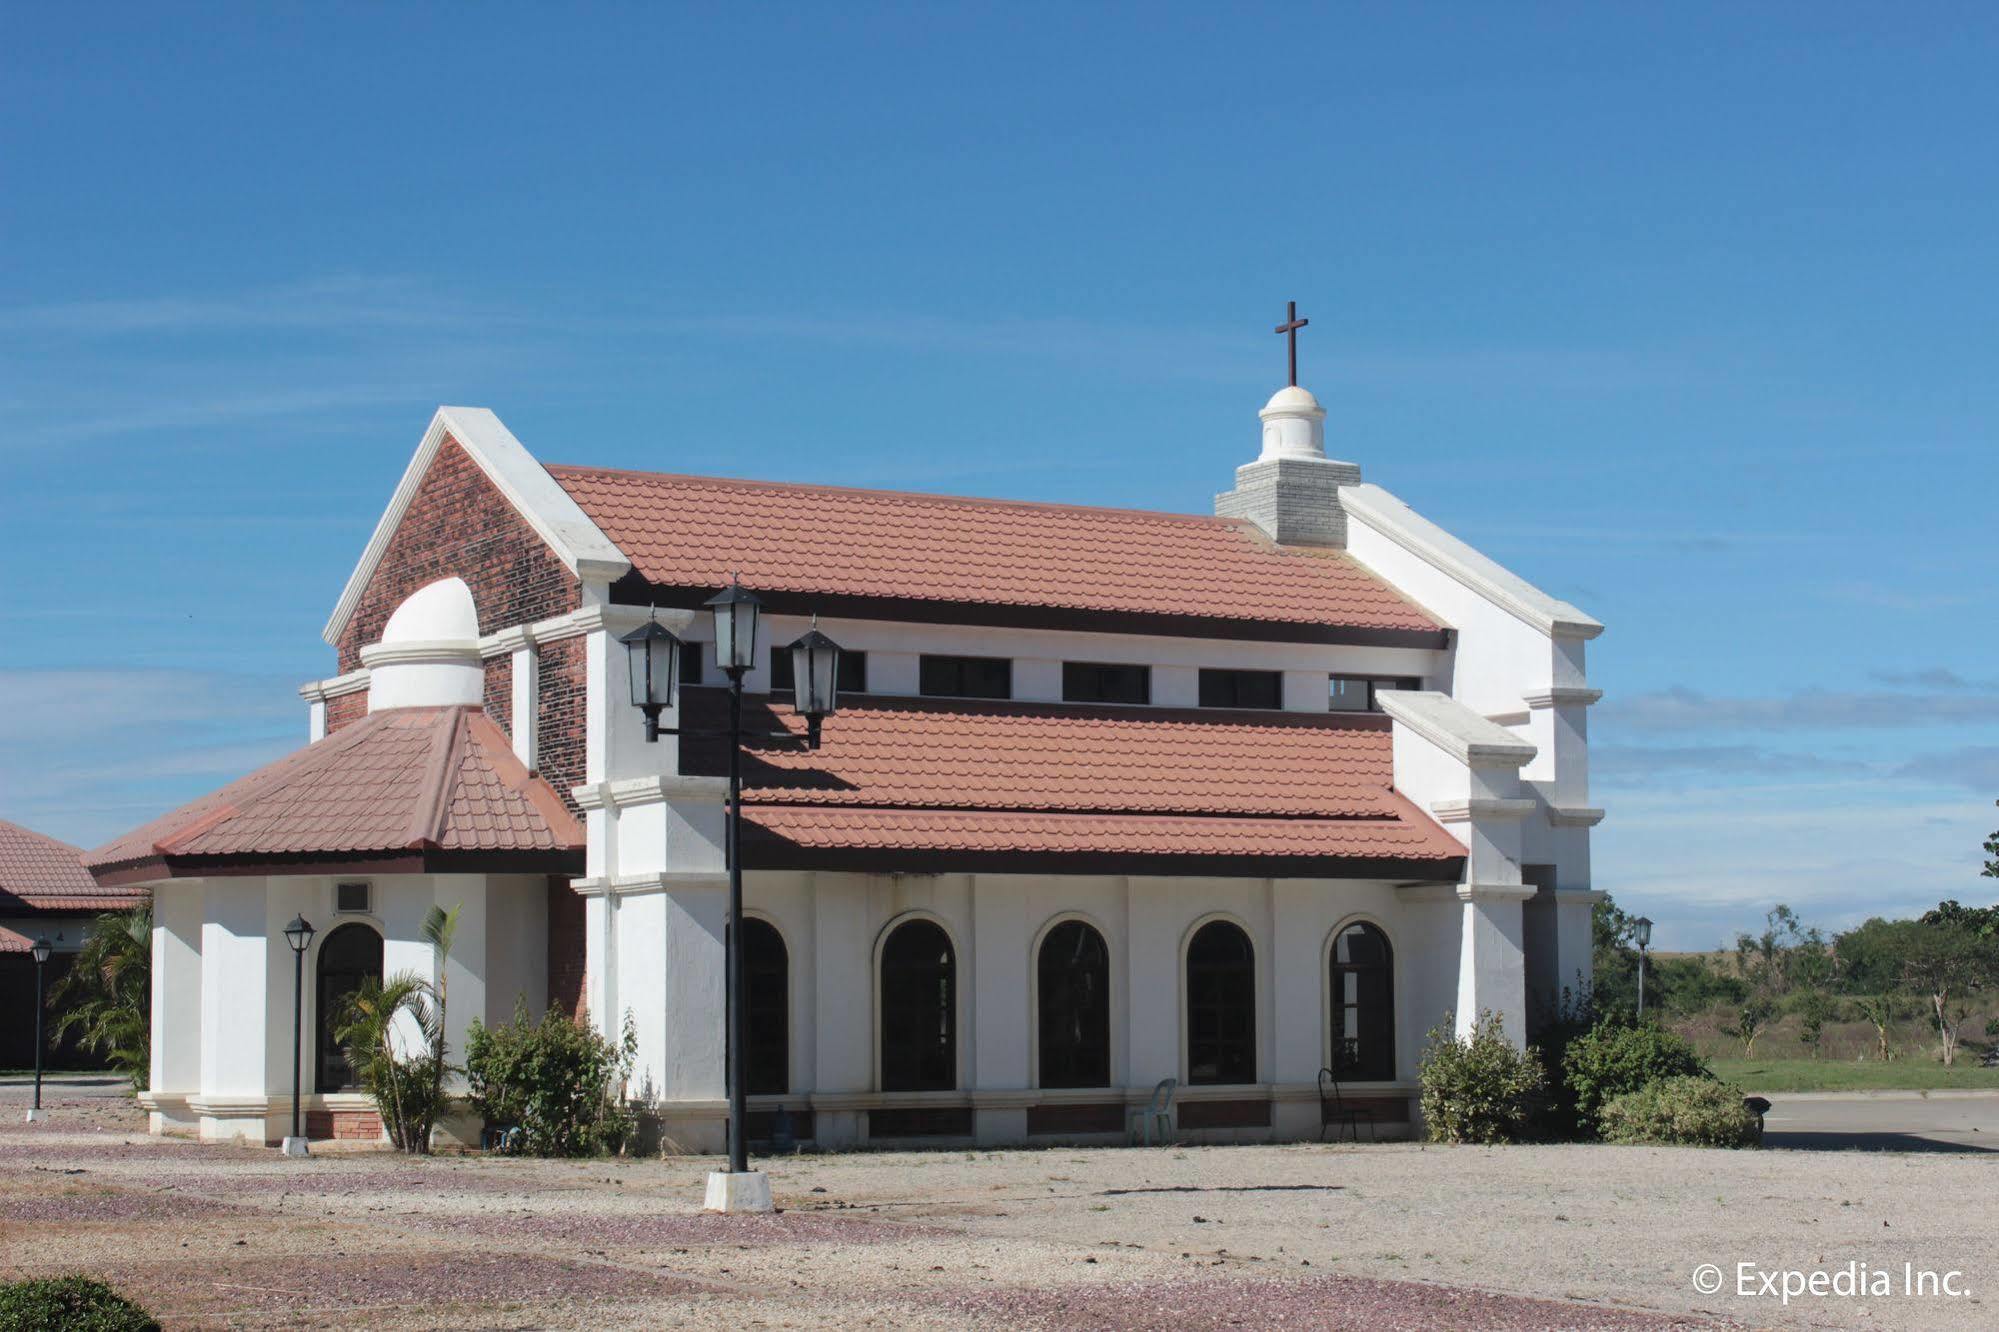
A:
1852;991;1900;1061
49;907;152;1090
1982;802;1998;879
1734;905;1828;997
1591;895;1643;1015
1923;899;1999;941
1727;997;1775;1056
1895;918;1994;1066
1794;988;1835;1058
1834;917;1908;996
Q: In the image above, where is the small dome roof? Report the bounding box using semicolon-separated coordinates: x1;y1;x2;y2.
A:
1262;384;1324;416
380;577;479;644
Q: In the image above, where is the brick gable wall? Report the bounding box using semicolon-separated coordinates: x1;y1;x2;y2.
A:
329;433;593;1016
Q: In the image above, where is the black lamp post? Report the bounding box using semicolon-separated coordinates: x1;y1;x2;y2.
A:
27;935;52;1124
282;914;315;1156
1633;915;1653;1019
619;581;841;1184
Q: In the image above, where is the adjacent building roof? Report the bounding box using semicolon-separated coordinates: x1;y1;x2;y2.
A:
679;692;1465;876
549;466;1445;645
85;707;584;886
0;818;143;916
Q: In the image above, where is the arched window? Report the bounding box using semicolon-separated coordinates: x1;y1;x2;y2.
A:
316;923;383;1092
741;917;788;1095
1037;920;1110;1088
1185;920;1255;1085
879;919;955;1091
1330;922;1395;1081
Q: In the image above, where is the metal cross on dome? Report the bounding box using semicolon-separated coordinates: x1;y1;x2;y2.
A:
1274;300;1308;387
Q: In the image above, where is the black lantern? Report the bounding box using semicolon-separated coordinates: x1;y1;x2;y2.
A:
619;609;684;742
787;620;842;748
284;914;316;956
29;935;51;966
705;576;763;674
1633;916;1653;1019
28;936;52;1123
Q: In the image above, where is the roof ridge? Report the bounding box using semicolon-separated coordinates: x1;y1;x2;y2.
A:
408;707;468;851
547;462;1251;529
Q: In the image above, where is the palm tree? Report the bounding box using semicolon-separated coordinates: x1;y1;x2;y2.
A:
50;907;151;1090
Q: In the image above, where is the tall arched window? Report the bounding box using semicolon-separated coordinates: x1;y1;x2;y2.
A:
316;923;383;1092
880;919;955;1091
1185;920;1255;1085
1329;922;1395;1081
741;917;788;1095
1037;920;1111;1088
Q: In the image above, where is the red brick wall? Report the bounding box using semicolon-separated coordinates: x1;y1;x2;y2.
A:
324;690;368;735
538;635;590;1019
334;437;581;672
484;652;513;736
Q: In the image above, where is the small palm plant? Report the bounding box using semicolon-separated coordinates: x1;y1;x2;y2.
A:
50;907;152;1090
334;904;459;1153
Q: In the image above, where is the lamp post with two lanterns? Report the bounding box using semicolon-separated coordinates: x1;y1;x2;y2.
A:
619;577;843;1210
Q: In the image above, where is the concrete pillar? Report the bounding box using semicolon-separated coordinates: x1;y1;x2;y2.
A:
197;878;272;1141
1456;888;1532;1046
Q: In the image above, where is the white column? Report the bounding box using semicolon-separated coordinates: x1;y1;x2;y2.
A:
197;878;272;1141
151;883;204;1099
1455;887;1532;1046
1124;877;1178;1086
971;875;1030;1143
510;645;539;769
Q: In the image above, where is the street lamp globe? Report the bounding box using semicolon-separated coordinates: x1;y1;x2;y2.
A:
284;914;315;955
29;935;52;966
705;577;763;674
1633;916;1653;951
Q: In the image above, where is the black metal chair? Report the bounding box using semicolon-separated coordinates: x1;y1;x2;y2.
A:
1318;1066;1376;1143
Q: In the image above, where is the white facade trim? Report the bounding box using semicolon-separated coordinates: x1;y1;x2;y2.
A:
1429;797;1537;823
1339;483;1603;640
572;871;731;898
572;774;730;811
1396;882;1538;904
1378;690;1537;767
1523;687;1604;708
322;406;631;646
1548;806;1607;827
298;670;371;702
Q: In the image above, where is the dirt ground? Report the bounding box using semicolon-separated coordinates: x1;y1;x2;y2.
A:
2;1091;1992;1330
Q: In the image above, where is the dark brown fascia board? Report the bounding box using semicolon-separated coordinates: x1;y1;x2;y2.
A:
740;840;1465;881
613;574;1452;651
89;847;585;888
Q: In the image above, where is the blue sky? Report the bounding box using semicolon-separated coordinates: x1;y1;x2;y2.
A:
3;5;1995;948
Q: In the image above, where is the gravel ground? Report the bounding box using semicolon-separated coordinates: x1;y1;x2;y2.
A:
1;1091;1991;1329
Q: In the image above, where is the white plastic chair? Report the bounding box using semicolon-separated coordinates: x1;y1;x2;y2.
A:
1127;1077;1177;1146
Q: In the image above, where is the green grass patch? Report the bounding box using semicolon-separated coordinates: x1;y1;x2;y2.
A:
1710;1058;1999;1092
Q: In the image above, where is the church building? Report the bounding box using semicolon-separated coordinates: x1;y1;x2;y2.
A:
85;345;1603;1149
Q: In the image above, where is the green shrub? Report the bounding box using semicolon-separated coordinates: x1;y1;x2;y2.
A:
1418;1011;1546;1144
1562;1020;1709;1137
0;1276;158;1331
465;1000;638;1157
1599;1075;1761;1148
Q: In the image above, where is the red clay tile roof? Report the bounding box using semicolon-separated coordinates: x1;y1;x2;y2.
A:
0;819;143;913
84;707;583;882
548;466;1441;638
681;692;1464;872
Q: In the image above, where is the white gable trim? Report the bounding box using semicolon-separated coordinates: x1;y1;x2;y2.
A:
1339;483;1603;641
321;406;631;646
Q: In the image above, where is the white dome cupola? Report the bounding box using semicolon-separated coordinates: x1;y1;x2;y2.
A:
359;577;486;711
1257;384;1328;461
1214;301;1362;547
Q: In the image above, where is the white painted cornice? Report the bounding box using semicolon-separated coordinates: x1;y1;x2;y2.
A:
1396;881;1538;904
1524;687;1604;709
1429;797;1538;824
571;871;730;898
323;407;631;647
299;669;371;702
1378;690;1537;767
1548;806;1607;828
1340;483;1604;640
1553;888;1607;905
571;774;730;811
358;638;484;669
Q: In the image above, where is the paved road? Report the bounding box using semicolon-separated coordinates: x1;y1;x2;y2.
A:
0;1072;131;1102
1758;1091;1999;1153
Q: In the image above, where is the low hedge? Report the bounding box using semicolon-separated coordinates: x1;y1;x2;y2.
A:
1598;1075;1761;1148
1418;1011;1546;1144
0;1276;158;1331
1563;1021;1709;1137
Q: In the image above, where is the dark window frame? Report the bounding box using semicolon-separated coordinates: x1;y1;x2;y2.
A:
680;640;706;686
1197;668;1283;711
879;919;957;1091
918;654;1012;700
1329;674;1422;713
1185;920;1256;1085
316;922;383;1093
1329;922;1396;1081
1061;661;1151;705
769;645;868;695
1037;919;1112;1088
740;916;789;1095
